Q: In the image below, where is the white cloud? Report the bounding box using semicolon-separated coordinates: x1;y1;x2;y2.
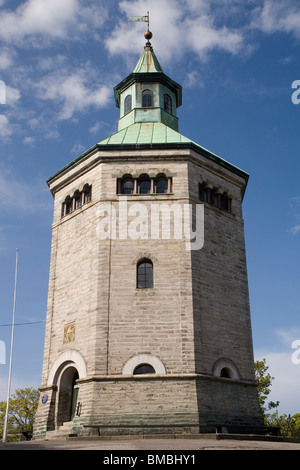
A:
71;141;85;156
36;54;67;71
252;0;300;39
89;121;107;134
185;15;244;59
255;349;300;416
184;71;204;89
287;197;300;236
0;114;13;138
105;0;245;63
289;225;300;236
23;136;35;146
28;115;60;140
275;328;300;348
105;0;300;67
36;70;111;120
0;0;79;43
0;47;15;70
255;327;300;415
5;85;21;106
0;0;108;46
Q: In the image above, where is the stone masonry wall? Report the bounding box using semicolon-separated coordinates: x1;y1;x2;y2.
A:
34;147;263;437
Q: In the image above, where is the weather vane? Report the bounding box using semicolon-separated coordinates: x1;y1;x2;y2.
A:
130;11;152;45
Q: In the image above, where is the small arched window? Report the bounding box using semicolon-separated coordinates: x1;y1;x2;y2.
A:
65;196;72;214
220;368;231;378
83;184;92;203
137;258;153;289
213;358;240;380
74;190;82;209
122;176;134;195
164;94;172;114
124;95;132;115
133;364;155;375
139;175;151;194
155;175;168;194
142;89;153;108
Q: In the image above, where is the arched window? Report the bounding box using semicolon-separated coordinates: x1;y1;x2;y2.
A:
155;175;168;194
213;358;240;380
164;94;172;114
121;176;134;195
122;354;166;375
61;185;92;217
137;258;153;289
220;368;231;378
142;89;153;108
74;190;82;209
139;175;151;194
133;364;155;375
83;184;92;204
221;193;231;212
124;95;132;115
65;196;72;214
198;183;208;202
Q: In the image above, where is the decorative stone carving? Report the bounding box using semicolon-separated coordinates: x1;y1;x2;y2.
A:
63;322;75;344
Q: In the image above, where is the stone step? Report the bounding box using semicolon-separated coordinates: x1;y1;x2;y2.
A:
45;421;77;439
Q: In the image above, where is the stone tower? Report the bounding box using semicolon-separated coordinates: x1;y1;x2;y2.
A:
34;32;263;438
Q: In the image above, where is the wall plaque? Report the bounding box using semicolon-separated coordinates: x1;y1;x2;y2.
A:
64;322;75;344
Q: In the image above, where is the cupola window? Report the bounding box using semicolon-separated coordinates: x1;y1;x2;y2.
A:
124;95;132;115
164;94;172;114
142;89;153;108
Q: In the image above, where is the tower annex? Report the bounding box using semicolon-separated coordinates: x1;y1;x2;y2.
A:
34;30;263;438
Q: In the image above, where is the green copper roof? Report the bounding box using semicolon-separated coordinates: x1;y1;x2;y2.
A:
96;121;248;182
133;46;163;73
98;122;192;146
47;41;249;194
46;121;248;189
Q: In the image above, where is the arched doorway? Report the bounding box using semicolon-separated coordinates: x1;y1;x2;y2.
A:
57;366;79;426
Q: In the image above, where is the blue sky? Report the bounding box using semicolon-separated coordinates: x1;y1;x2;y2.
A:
0;0;299;416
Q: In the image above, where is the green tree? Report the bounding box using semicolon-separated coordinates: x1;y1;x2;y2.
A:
254;359;300;438
254;358;279;424
265;412;300;438
0;387;39;441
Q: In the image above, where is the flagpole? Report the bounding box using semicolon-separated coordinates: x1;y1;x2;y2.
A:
2;249;19;443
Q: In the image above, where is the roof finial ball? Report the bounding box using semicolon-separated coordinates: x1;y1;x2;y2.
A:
144;30;152;41
144;30;153;49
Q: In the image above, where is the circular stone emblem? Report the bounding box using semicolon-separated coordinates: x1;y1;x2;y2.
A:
41;394;48;404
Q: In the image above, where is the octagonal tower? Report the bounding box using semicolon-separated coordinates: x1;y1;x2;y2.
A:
34;32;263;439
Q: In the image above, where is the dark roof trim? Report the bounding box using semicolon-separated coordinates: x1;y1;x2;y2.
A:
47;141;249;190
